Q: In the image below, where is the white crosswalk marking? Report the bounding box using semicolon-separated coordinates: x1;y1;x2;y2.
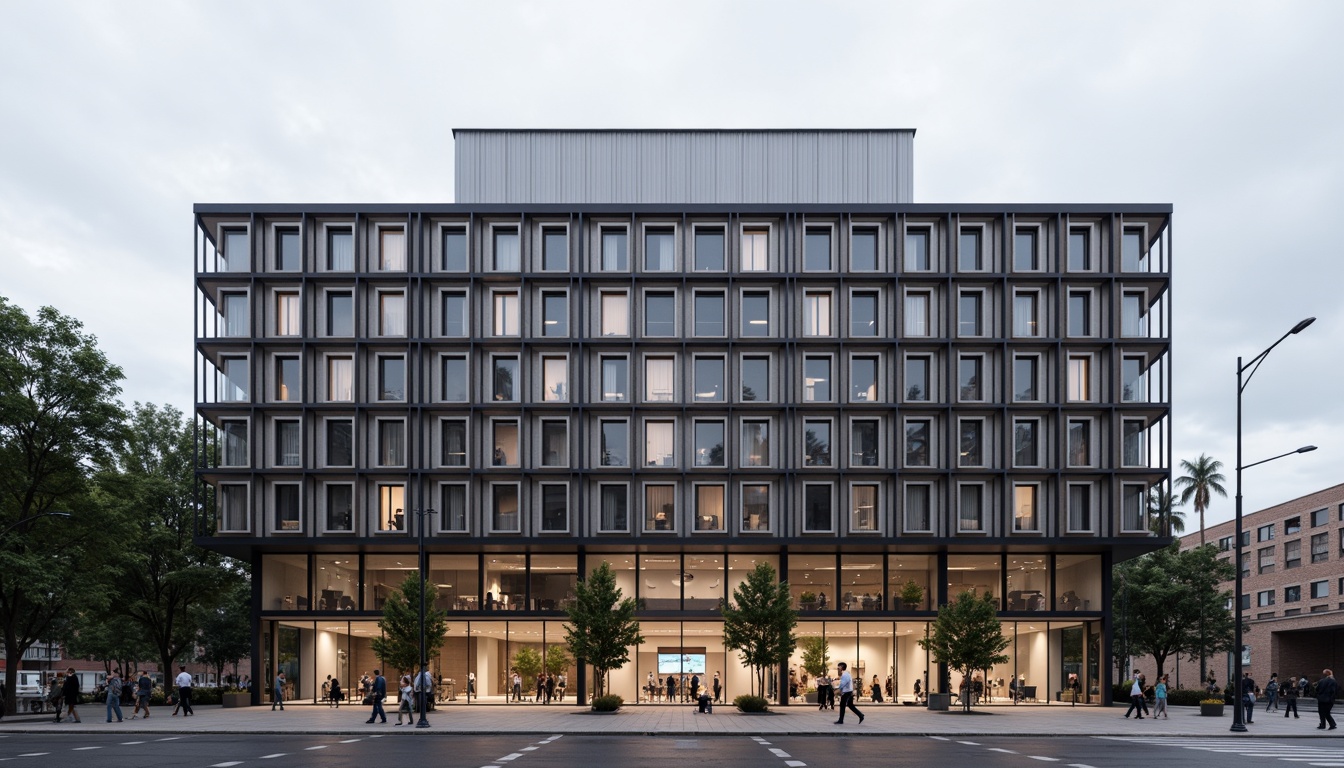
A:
786;762;808;767
769;748;791;758
1099;737;1342;764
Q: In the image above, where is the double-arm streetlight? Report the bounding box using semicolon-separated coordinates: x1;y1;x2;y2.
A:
1231;316;1316;733
413;507;435;729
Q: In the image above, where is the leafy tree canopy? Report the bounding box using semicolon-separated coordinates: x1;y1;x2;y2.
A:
371;573;448;676
721;562;797;699
564;560;642;700
919;590;1010;711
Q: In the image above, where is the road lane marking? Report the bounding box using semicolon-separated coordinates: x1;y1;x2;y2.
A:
306;745;328;750
957;741;979;745
259;754;286;759
156;737;182;741
786;762;807;768
211;763;244;767
769;749;791;758
497;755;522;762
18;755;49;758
73;747;102;751
121;742;145;745
1068;764;1098;768
989;749;1018;754
522;746;538;751
930;736;950;741
340;739;361;743
1029;758;1060;763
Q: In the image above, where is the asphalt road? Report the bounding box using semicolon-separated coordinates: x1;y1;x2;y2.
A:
1;733;1341;768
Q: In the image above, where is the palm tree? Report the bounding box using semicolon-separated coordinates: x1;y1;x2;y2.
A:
1147;488;1186;536
1173;454;1228;546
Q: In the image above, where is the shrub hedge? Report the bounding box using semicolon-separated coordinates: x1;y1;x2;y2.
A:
590;694;623;712
733;694;769;712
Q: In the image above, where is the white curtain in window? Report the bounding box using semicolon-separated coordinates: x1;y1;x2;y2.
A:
803;293;831;336
380;230;405;271
645;484;675;530
959;486;982;531
742;421;769;466
1068;357;1090;401
645;358;674;402
380;293;405;336
1014;485;1037;531
543;358;568;402
904;294;929;336
328;232;353;271
328;357;353;402
222;421;248;466
1068;485;1091;531
851;485;877;531
275;293;299;336
741;230;768;271
695;485;724;530
904;485;930;531
601;294;629;336
277;422;300;466
645;422;674;467
494;293;519;336
380;421;405;466
220;485;248;531
601;487;628;531
223;294;248;336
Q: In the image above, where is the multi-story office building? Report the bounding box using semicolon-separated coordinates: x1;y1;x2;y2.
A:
194;129;1172;707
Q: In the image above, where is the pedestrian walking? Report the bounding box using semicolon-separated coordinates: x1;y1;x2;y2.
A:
365;669;387;723
833;661;864;724
467;671;476;701
713;671;722;704
1315;668;1337;730
330;678;343;708
61;667;81;723
175;665;194;716
1068;673;1081;706
395;675;413;725
511;669;522;702
545;672;555;704
871;674;883;703
1241;671;1257;724
1153;674;1169;719
133;671;152;719
1265;673;1280;711
105;671;124;723
535;673;545;703
557;673;567;702
1284;676;1300;719
1124;673;1145;719
271;671;286;711
47;673;64;723
912;677;923;705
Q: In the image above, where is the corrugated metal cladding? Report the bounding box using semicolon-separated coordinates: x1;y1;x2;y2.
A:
453;130;915;205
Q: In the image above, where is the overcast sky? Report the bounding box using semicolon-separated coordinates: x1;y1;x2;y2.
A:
3;1;1339;529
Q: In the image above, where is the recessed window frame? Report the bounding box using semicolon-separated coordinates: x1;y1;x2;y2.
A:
740;482;772;534
692;355;726;403
957;483;986;534
740;224;771;272
903;482;933;534
1013;226;1040;272
274;290;300;337
904;417;932;468
439;224;469;272
802;354;833;403
1066;482;1094;533
541;225;569;272
600;226;629;272
904;226;932;272
218;482;251;533
271;223;301;272
643;355;677;404
739;354;771;403
803;225;833;272
904;354;931;402
643;224;677;272
490;482;521;534
377;289;406;337
740;418;771;469
273;418;301;468
540;290;569;338
598;483;630;533
850;417;881;469
322;482;354;534
643;483;678;533
849;225;880;272
642;289;677;338
958;290;984;337
600;291;630;337
644;418;677;468
375;417;406;468
957;353;984;403
692;419;726;468
1120;483;1148;533
272;482;303;534
599;418;630;468
600;355;629;403
1067;226;1092;272
1012;290;1040;338
1013;483;1041;533
490;418;520;468
539;417;569;469
492;289;521;337
802;418;833;468
958;226;985;272
321;223;353;272
693;290;726;338
850;483;880;534
1067;354;1093;402
539;482;570;534
491;226;521;273
440;289;468;338
322;417;354;468
848;289;880;338
1067;417;1093;468
741;289;772;337
220;418;249;468
802;290;833;337
904;290;931;337
377;225;406;272
1013;418;1040;468
541;355;569;403
693;483;726;532
438;482;469;533
802;482;834;534
439;417;468;468
958;418;985;468
440;354;469;403
1068;289;1094;338
693;225;725;272
491;354;520;403
1013;354;1039;403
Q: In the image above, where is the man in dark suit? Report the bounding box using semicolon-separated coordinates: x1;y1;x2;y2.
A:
1316;669;1337;730
366;669;387;723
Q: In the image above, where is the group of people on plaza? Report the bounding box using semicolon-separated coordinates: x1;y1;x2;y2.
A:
1121;668;1338;730
46;667;192;724
644;671;721;704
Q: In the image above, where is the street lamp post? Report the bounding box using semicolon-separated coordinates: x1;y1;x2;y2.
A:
0;511;73;537
1231;316;1315;733
414;507;434;729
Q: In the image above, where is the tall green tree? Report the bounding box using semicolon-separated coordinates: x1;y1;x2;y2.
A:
799;636;831;680
1174;454;1228;546
1148;488;1186;536
1112;542;1235;681
721;562;797;699
96;403;242;679
919;590;1011;712
564;560;642;701
512;647;543;686
195;578;253;685
370;573;448;676
0;298;127;715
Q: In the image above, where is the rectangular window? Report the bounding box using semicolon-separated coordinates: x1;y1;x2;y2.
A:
645;484;675;532
852;419;879;467
803;356;831;402
741;228;769;271
1013;485;1038;532
803;420;831;467
803;291;832;336
442;227;467;271
221;292;249;337
221;420;248;467
694;228;724;271
741;420;770;468
1014;229;1037;271
600;420;628;467
275;420;300;467
493;228;520;272
1286;516;1301;534
327;291;353;336
644;292;675;337
1013;356;1038;402
491;420;518;467
851;484;878;532
1013;292;1038;337
542;292;568;337
1013;420;1038;467
1067;355;1091;402
217;484;247;532
440;484;467;532
904;292;930;336
492;356;519;402
1122;356;1147;402
1122;420;1146;467
542;228;568;271
377;420;405;466
1122;229;1146;271
1311;508;1328;527
326;357;353;402
491;484;519;533
1311;532;1328;563
326;419;353;467
958;292;982;336
275;228;300;271
804;484;833;532
851;356;878;402
601;356;628;402
1122;485;1146;532
742;483;770;532
741;356;769;402
276;292;300;336
694;292;725;337
326;483;353;532
1068;419;1091;467
274;484;300;532
695;485;725;531
1258;546;1275;575
1122;292;1147;337
600;485;629;532
645;420;675;467
905;355;930;402
601;229;627;271
601;292;629;336
1067;484;1092;532
851;228;878;271
1068;229;1089;271
905;229;930;271
441;355;467;402
958;485;983;532
645;228;674;271
221;356;249;401
1068;291;1091;336
493;291;520;336
441;420;467;467
1310;580;1328;599
958;229;982;271
693;356;725;402
1284;585;1301;604
959;420;983;467
327;228;353;271
958;355;982;402
379;229;405;271
849;291;878;337
276;356;300;402
1257;589;1275;607
742;291;770;336
540;420;568;467
540;484;568;532
643;356;675;403
542;356;568;402
804;228;831;271
904;484;931;532
441;292;467;337
693;420;725;467
905;419;930;467
379;292;405;336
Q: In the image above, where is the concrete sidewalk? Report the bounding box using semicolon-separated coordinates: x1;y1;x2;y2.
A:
1;702;1336;737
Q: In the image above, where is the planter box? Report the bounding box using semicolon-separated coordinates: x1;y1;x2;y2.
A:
222;692;251;708
1199;703;1225;717
804;691;818;704
927;692;951;711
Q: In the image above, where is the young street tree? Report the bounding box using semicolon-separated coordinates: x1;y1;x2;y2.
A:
919;590;1011;712
512;647;543;688
195;579;253;686
0;298;127;716
564;560;642;701
721;562;797;699
370;574;448;676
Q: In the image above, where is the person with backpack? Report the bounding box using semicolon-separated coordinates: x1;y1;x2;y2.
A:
1284;675;1301;719
1265;673;1280;711
105;671;124;723
47;673;64;722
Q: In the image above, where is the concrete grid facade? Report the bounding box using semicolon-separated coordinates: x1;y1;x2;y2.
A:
193;130;1172;708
